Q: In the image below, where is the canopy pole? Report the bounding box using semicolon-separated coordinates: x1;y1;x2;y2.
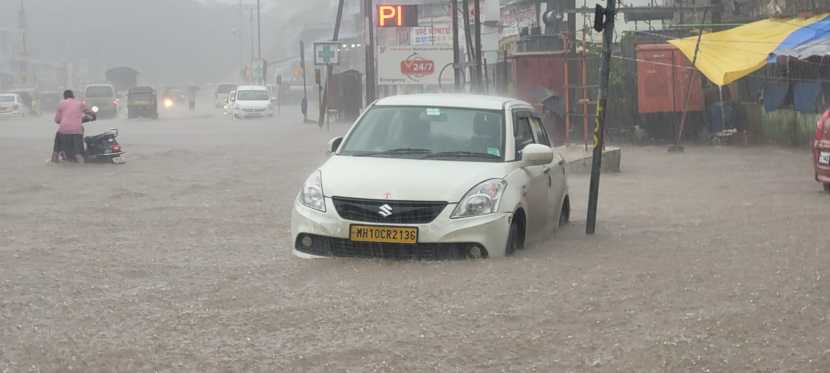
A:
719;85;726;138
671;8;709;153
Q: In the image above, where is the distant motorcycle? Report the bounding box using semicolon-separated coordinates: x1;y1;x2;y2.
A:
76;106;126;164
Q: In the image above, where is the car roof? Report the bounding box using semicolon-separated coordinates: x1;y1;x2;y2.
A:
374;94;531;111
236;85;268;91
86;84;114;87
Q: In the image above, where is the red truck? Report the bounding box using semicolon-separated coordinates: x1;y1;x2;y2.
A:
814;109;830;192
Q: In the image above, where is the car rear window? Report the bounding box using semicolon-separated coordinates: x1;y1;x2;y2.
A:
216;84;236;94
237;90;269;101
86;86;114;98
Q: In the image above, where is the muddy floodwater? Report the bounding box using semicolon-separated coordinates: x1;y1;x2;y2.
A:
1;110;829;372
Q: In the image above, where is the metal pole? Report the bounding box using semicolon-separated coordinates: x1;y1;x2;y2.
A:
451;0;462;91
672;8;708;152
256;0;262;59
239;0;244;72
473;0;483;92
564;49;571;145
300;40;308;122
581;50;589;151
249;8;255;67
320;0;345;127
364;0;376;104
586;0;616;235
257;0;262;82
461;0;474;89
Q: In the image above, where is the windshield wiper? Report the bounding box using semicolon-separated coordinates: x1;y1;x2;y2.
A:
352;148;432;157
422;151;502;160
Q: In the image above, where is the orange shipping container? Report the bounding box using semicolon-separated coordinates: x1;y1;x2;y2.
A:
636;43;703;114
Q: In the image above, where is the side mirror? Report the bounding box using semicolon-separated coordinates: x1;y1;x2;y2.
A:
521;143;554;166
328;137;343;153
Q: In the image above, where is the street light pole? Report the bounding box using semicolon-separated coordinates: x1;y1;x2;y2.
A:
249;8;255;66
238;0;244;71
256;0;263;83
364;0;376;104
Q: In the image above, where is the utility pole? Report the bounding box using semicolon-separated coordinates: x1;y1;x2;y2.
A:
473;0;483;92
451;0;462;90
585;0;616;235
363;0;376;104
319;0;345;127
257;0;262;83
461;0;475;89
17;0;30;87
249;8;255;67
238;0;244;72
300;40;308;122
256;0;262;60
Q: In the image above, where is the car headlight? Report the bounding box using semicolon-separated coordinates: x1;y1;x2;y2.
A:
300;170;325;212
451;179;507;218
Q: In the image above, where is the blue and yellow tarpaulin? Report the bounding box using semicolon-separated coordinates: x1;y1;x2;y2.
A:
669;14;830;87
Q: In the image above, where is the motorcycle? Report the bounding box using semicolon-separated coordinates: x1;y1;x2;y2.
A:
77;106;126;164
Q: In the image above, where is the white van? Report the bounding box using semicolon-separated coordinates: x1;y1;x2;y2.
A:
0;93;26;119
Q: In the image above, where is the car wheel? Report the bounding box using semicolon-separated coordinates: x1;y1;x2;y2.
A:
559;196;570;227
505;212;525;256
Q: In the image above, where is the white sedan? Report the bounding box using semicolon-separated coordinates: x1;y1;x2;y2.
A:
290;94;570;259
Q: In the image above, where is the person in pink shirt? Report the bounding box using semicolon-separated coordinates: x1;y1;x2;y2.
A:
52;90;94;163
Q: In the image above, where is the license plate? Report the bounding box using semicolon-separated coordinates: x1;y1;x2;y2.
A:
820;152;830;165
350;225;418;244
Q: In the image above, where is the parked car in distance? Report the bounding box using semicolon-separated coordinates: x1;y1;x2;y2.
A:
813;108;830;192
290;94;570;259
127;86;159;119
0;93;26;119
83;84;119;119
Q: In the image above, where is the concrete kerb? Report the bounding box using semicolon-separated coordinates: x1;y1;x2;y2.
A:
557;145;622;174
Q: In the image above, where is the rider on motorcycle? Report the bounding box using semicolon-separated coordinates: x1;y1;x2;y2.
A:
52;90;95;163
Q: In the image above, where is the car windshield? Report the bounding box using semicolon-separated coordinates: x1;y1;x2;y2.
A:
86;86;114;98
237;90;269;101
339;106;505;161
0;95;14;103
216;84;236;94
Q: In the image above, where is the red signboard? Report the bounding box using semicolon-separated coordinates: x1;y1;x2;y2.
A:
377;5;418;27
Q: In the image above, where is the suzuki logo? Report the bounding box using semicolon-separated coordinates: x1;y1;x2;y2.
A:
378;204;393;217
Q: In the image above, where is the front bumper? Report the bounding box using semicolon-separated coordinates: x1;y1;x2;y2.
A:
290;197;512;259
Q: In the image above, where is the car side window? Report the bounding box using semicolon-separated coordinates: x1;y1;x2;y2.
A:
529;116;551;147
513;114;535;158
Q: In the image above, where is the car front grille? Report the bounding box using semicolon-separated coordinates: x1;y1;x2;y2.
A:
331;197;447;224
295;235;482;260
